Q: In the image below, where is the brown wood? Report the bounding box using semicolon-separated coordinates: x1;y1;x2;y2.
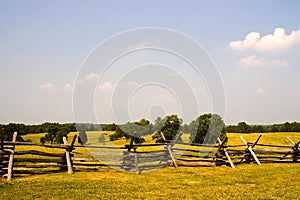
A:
254;144;292;148
240;135;261;166
14;158;63;163
218;138;235;169
74;144;126;149
70;135;77;150
14;150;65;157
176;158;217;163
13;164;64;168
71;157;98;161
0;128;4;150
161;132;178;168
13;169;62;174
163;140;219;147
4;141;69;149
7;132;17;181
171;147;213;154
252;134;262;147
134;153;139;174
63;137;73;174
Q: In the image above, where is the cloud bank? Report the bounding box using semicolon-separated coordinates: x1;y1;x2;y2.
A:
229;28;300;51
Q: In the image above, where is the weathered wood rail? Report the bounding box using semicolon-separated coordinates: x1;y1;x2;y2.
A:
1;131;300;180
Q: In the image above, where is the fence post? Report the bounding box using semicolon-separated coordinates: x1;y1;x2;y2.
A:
134;152;139;174
161;132;179;168
287;137;300;162
7;132;17;181
63;137;73;174
217;138;235;168
0;128;4;151
240;135;261;166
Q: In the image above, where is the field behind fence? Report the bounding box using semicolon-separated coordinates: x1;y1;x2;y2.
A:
1;131;300;180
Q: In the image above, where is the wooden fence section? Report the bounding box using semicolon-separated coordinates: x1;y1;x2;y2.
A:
1;137;75;179
1;132;300;180
71;144;126;172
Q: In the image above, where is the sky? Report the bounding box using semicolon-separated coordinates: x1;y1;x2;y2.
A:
0;1;300;125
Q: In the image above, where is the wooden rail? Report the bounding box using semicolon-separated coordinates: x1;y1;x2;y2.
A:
0;132;300;180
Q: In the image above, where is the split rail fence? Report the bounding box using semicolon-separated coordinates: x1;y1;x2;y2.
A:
1;131;299;180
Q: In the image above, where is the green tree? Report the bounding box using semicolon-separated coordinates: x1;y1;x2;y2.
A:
252;125;265;133
40;124;70;144
152;114;183;143
188;113;226;144
2;123;26;141
237;122;251;133
109;119;152;143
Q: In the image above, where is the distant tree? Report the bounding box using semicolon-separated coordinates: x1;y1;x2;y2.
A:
40;137;46;144
40;124;70;144
101;123;117;131
225;125;239;133
188;113;226;144
109;125;127;141
152;114;183;143
252;125;265;133
237;122;251;133
4;123;28;138
2;124;25;141
281;122;291;132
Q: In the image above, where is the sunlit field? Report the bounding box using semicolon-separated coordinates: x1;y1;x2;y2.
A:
2;163;300;199
1;132;300;199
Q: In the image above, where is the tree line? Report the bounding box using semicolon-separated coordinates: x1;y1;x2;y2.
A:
102;113;227;144
225;121;300;133
1;118;300;145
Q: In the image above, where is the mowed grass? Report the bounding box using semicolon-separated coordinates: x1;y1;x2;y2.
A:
1;164;300;199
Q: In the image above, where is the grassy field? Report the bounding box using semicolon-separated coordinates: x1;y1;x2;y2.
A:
1;164;300;199
21;131;300;146
1;132;300;199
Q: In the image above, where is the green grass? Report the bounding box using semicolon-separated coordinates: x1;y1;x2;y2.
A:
2;132;300;199
22;131;300;147
227;132;300;146
1;164;300;199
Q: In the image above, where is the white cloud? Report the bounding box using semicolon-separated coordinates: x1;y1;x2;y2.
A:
238;55;288;68
255;88;266;95
98;81;141;91
77;72;100;85
39;83;55;90
229;28;300;51
99;82;114;91
85;72;99;81
63;83;73;90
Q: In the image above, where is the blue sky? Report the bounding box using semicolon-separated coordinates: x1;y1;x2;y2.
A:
0;1;300;125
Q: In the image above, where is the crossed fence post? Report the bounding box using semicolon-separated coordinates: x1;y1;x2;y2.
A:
217;137;235;168
240;134;262;166
161;132;183;168
286;137;300;162
62;135;77;174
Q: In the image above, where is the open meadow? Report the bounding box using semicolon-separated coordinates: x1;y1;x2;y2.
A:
1;132;300;199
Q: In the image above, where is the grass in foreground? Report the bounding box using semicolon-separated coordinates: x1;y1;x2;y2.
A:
1;163;300;199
